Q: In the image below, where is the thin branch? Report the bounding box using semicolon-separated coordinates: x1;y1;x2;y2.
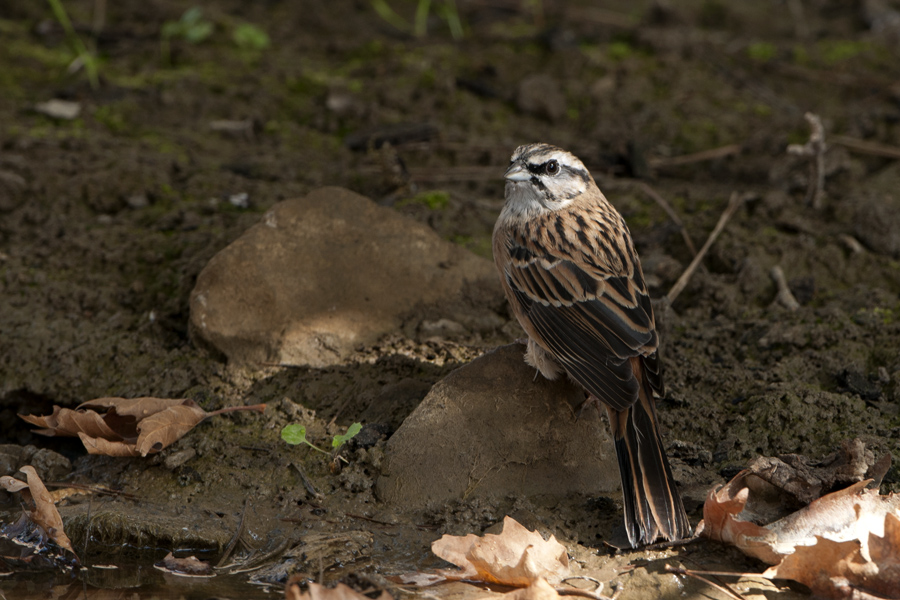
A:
770;266;800;311
787;112;826;209
666;192;746;305
216;496;250;568
831;135;900;160
648;144;742;169
665;565;747;600
634;182;699;257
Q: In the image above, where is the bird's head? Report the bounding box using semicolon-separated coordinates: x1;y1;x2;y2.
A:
503;143;593;218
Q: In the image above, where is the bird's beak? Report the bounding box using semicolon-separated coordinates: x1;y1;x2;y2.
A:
504;162;531;182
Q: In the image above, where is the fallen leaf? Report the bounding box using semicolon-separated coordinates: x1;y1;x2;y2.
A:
0;466;75;556
504;578;563;600
430;516;570;586
763;513;900;599
285;581;392;600
153;552;214;577
700;448;900;599
21;398;266;457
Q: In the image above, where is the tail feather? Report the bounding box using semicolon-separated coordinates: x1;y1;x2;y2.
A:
607;392;691;547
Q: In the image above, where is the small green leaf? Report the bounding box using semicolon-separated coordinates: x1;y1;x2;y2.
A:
332;422;363;448
281;424;308;445
233;23;270;51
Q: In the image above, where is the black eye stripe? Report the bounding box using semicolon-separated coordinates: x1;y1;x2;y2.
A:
526;159;562;175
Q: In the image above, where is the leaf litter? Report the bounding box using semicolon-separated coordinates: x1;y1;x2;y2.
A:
697;439;900;598
399;516;609;600
20;397;266;457
0;465;77;569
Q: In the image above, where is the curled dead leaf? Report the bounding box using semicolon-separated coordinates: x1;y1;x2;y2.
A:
762;513;900;599
21;398;266;457
0;466;75;557
700;450;900;599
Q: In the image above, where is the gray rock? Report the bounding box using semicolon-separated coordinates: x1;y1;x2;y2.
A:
375;343;619;509
189;187;501;367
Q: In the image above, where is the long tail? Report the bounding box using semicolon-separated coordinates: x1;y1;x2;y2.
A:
606;388;691;547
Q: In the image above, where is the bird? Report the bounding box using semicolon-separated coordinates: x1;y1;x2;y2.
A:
492;143;691;547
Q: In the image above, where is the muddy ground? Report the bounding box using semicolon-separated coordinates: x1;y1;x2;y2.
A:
1;0;900;598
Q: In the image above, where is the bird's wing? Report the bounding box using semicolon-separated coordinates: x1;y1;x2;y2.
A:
503;233;659;412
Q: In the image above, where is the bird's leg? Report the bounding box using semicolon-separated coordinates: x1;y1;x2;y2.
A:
576;393;603;420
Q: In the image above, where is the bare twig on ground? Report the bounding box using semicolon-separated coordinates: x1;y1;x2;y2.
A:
831;134;900;160
770;266;800;311
665;565;747;600
787;112;826;209
647;144;742;169
634;182;699;257
666;192;746;305
216;496;250;568
838;233;866;254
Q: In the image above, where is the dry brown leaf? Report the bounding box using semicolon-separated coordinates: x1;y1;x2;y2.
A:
153;552;214;577
431;516;570;586
503;578;562;600
21;398;266;457
285;582;392;600
701;465;900;598
0;466;75;556
134;404;207;456
78;432;141;457
701;472;900;565
763;513;900;599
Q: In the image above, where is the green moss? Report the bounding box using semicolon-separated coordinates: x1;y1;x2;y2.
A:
607;41;634;61
818;39;868;64
93;104;132;135
397;190;450;210
747;41;776;62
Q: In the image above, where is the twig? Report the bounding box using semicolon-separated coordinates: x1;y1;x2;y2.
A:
665;565;746;600
644;534;702;551
838;233;865;254
45;482;138;500
666;192;746;305
647;144;742;169
216;497;250;568
634;182;699;257
205;403;267;417
555;587;613;600
787;112;826;209
291;462;322;499
565;6;636;28
770;266;800;311
831;134;900;160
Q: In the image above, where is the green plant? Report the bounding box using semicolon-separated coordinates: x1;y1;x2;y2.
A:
747;41;777;62
46;0;99;88
281;422;362;456
161;7;214;63
397;190;450;210
233;23;270;51
371;0;463;39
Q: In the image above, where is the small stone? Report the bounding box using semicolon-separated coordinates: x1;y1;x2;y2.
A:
228;192;249;209
418;318;466;339
164;448;197;471
33;99;81;120
126;194;149;209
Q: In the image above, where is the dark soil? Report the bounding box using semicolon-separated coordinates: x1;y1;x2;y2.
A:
2;1;900;598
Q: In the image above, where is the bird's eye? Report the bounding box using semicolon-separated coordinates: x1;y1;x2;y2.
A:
545;160;559;176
